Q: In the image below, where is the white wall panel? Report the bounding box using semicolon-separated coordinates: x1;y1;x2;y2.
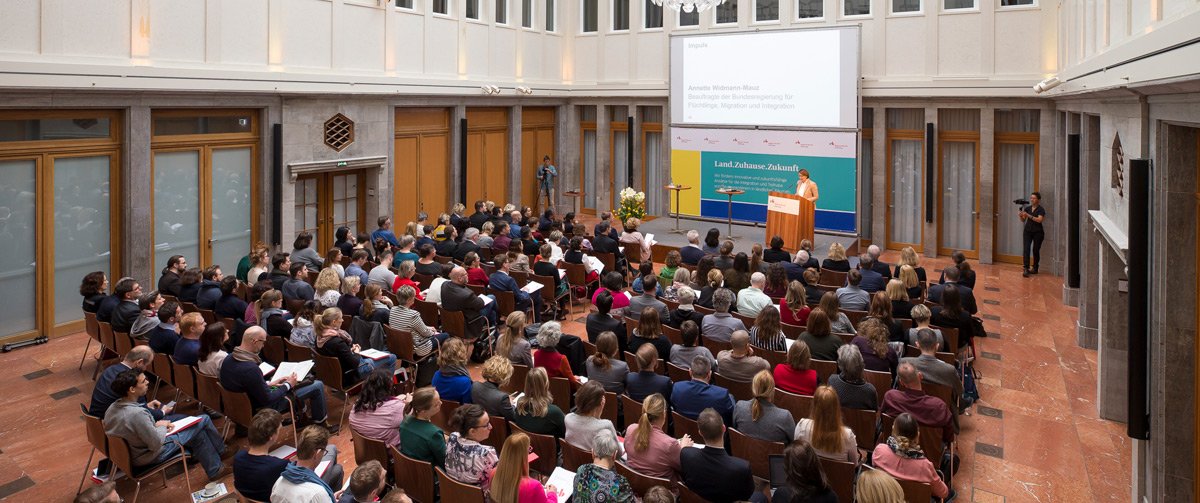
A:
542;35;563;82
395;11;426;74
150;0;206;62
993;10;1042;75
424;17;459;76
49;0;131;59
0;0;40;55
338;4;385;71
601;34;630;82
520;34;543;80
283;0;333;69
633;33;667;82
1108;0;1129;47
217;0;269;66
464;23;491;77
574;36;598;82
938;13;982;76
885;17;926;76
488;28;518;78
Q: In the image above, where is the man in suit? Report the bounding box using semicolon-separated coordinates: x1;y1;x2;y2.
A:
901;328;963;400
158;255;186;297
452;228;482;263
464;200;485;229
679;230;706;265
220;327;336;432
586;291;627;350
594;212;620;241
856;254;888;293
109;277;143;334
670;356;734;425
927;266;978;314
489;254;544;323
442;266;497;335
591;221;625;265
148;301;183;356
90;345;173;420
434;226;458;257
679;407;755;503
781;252;808;283
627;276;670;323
867;244;893;279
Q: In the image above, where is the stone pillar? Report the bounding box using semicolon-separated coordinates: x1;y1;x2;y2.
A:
451;105;467;205
596;105;612;213
125;106;153;286
557;104;579;216
978;107;995;264
1076;114;1101;349
871;107;887;246
1095;241;1128;422
509;105;523;205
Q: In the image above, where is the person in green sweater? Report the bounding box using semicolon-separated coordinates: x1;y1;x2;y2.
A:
657;250;681;284
512;367;567;438
399;386;446;467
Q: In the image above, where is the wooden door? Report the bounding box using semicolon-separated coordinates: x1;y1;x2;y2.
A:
521;107;557;212
394;108;451;222
466;108;510;205
294;171;367;252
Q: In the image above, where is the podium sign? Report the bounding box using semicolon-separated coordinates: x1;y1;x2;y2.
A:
764;191;814;252
767;195;800;215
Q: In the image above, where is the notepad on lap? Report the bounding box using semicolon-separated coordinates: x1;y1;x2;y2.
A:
259;362;276;376
358;349;391;360
170;416;203;433
479;295;494;306
275;360;315;380
268;445;298;460
585;256;605;273
546;467;576;502
521;282;544;294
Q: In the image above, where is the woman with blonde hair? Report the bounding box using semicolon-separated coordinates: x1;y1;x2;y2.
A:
432;337;473;403
854;469;906;503
895;245;927;284
821;242;851;272
246;245;271;286
623;393;692;481
618;217;652;258
885;279;915;320
732;370;795;444
336;275;363;317
512;367;566;437
749;305;787;352
314;307;397;384
819;291;856;335
487;433;559;503
496;311;532;366
585;331;629;393
872;412;950;499
696;267;724;309
898;264;923;300
780;280;812;326
853;317;899;375
359;283;393;324
793;385;859;462
473;356;516;420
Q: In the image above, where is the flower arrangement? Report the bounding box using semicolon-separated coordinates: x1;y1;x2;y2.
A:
615;187;646;224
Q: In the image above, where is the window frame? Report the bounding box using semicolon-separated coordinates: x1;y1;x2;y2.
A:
394;0;416;10
545;0;557;31
889;0;923;16
642;0;664;30
676;8;701;28
997;0;1037;10
796;0;825;21
521;0;535;28
942;0;978;12
465;0;482;20
841;0;871;18
581;0;599;33
753;0;781;23
713;0;739;25
495;0;510;25
612;0;631;32
432;0;452;17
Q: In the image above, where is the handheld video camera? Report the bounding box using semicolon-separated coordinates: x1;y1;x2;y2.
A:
1012;198;1030;206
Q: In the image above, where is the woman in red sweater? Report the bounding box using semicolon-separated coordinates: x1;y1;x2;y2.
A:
532;321;579;389
773;338;818;395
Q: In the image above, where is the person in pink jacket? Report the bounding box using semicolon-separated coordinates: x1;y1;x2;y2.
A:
485;433;559;503
871;412;951;499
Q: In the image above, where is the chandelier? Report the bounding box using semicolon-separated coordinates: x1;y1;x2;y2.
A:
650;0;728;12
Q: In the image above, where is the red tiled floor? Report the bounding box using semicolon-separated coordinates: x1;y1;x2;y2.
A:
0;247;1132;502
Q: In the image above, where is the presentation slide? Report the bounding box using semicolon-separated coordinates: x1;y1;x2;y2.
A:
670;27;859;129
669;127;858;233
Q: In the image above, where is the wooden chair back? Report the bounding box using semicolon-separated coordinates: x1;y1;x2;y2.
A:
194;372;224;415
81;406;108;459
433;255;453;264
182;301;200;314
113;330;133;357
509;422;558;476
84;312;101;342
466;283;486;295
733;311;757;329
413;299;440;327
431;399;461;431
818;457;857;503
439;308;467;339
772;388;814;419
863;370;894;406
842;407;879;451
579;338;597;357
481;415;509;450
220;387;254;430
492;289;520;318
712;373;753;401
197;308;217;324
620;394;644;431
170;356;196;399
670;411;701;440
559;438;593;472
549;377;573;413
937;326;959;353
503;364;530;394
919;424;947;467
98;321;116;354
694;304;714;316
614;461;671;498
701;336;732;355
781;322;805;339
350;429;391;468
667;362;691;382
841;309;868;325
383;325;418;363
151;352;174;387
283;339;312;362
391;448;436;503
509;270;529;287
593;252;617;274
811;359;839;384
601;391;620;426
562;262;593;290
412;273;435;291
262;336;285;365
662;324;683;345
676;480;708;503
623;316;640;337
898;478;934;503
531;273;564;307
728;427;786;481
819;269;848;287
624;351;665;376
755;347;787;368
435;466;485;502
621;244;644;266
924;380;957;416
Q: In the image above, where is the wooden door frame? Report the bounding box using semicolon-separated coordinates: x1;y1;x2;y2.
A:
394;107;452;220
992;131;1040;264
0;109;123;341
295;170;368;253
885;129;925;252
936;130;981;259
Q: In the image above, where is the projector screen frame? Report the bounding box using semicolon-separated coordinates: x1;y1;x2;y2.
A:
668;25;862;132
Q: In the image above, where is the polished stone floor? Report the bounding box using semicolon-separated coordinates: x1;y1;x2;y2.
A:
0;251;1130;502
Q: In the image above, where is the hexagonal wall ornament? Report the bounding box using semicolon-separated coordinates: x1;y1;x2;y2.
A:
324;113;355;152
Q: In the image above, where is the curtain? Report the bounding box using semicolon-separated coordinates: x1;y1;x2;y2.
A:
644;0;663;27
996;110;1039;133
0;160;37;336
583;130;597;209
890;139;922;244
861;137;872;234
54;156;113;325
154;151;201;272
996;143;1035;256
645;132;662;212
613;131;629;192
940;141;976;250
212;148;253;276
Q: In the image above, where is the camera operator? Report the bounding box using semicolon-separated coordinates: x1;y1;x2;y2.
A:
1018;192;1046;277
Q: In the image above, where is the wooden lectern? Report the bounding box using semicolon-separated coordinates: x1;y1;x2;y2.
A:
764;191;815;252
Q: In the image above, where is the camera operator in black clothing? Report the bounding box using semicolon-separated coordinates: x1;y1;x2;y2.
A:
1018;192;1046;277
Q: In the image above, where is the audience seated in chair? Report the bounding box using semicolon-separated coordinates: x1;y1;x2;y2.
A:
158;255;187;298
625;344;673;402
432;338;474;404
678;408;757;503
770;439;839;503
671;356;734;425
701;288;745;344
349;369;409;448
443;404;500;485
336;460;387;503
220;326;337;432
793;385;860;463
147;301;183;356
733;370;795;444
872;412;951;500
442;266;497;336
827;344;879;411
399;387;447;468
512;367;567;438
836;269;872;311
571;430;636;502
717;330;770;382
109;277;143;334
565;381;623;455
881;362;957;443
473;356;517;421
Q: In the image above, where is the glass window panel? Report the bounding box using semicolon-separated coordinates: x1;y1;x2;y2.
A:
645;131;662;211
0;160;37;337
996;110;1039;133
1001;0;1033;5
679;8;700;25
644;0;663;27
613;131;629;191
434;0;450;14
582;0;598;32
467;0;480;19
546;0;556;30
844;0;870;15
0;118;111;142
893;0;920;12
396;0;414;8
153;151;201;272
756;0;779;21
153;115;252;136
996;143;1035;256
211;148;253;273
496;0;508;23
945;0;973;8
53;156;112;325
523;0;534;27
797;0;822;18
889;139;922;244
715;0;738;23
613;0;630;30
940;142;976;250
296;178;319;236
583;130;597;209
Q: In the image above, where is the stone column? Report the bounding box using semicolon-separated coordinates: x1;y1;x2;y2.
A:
596;105;612;213
1076;114;1101;349
125;106;153;285
978;107;995;264
451;105;467;205
509;105;523;205
871;107;887;246
1095;241;1128;422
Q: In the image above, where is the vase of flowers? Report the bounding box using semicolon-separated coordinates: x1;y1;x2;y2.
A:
615;187;646;227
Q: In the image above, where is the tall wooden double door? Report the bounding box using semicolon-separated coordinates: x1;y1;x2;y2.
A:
395;108;451;221
521;107;556;213
466;108;509;205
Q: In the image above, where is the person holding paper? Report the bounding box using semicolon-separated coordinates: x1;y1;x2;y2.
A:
271;425;339;503
489;254;545;323
313;307;397;386
617;218;653;264
795;168;819;203
103;369;229;481
570;430;635;503
235;409;344;501
443;266;497;336
533;243;569;319
220;327;337;433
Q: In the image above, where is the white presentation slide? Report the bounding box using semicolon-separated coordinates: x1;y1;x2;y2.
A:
670;27;860;129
